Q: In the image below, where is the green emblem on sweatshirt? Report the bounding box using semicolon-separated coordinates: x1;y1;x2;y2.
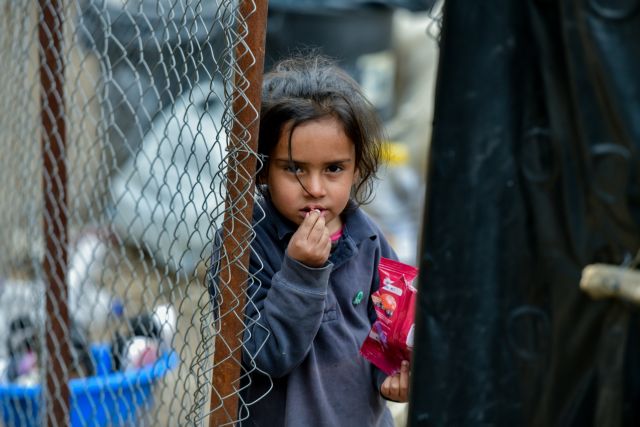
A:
352;291;364;306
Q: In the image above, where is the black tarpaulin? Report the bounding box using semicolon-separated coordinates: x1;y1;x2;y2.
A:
410;1;640;425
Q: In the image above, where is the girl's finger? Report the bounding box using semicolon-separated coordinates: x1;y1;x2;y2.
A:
390;374;400;398
399;361;410;400
400;361;409;391
307;211;327;242
381;377;391;397
297;210;320;238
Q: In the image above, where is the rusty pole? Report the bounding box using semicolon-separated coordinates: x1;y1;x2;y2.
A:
39;0;71;425
209;1;268;425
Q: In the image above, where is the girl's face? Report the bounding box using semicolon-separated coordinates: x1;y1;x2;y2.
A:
267;117;358;235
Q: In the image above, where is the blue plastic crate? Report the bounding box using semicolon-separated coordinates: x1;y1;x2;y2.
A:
0;344;178;427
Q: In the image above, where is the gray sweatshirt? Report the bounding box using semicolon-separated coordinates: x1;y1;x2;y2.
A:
237;198;397;427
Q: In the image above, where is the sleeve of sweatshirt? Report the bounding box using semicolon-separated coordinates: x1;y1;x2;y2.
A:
243;242;333;378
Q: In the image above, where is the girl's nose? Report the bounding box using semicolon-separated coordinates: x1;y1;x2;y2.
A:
304;174;326;198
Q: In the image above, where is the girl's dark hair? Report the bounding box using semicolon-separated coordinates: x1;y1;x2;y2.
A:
257;54;385;205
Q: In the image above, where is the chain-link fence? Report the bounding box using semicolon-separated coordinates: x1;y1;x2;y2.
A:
0;0;266;425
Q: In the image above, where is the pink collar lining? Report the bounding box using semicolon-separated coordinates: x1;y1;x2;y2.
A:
330;228;343;242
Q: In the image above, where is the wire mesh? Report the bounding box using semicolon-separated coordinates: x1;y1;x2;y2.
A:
0;0;264;425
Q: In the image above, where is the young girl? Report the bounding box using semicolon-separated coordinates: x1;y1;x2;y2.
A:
222;55;410;426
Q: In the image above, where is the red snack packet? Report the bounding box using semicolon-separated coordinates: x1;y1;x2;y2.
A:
360;257;419;375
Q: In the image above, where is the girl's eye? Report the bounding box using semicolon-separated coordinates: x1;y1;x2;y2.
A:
285;164;303;174
326;164;344;173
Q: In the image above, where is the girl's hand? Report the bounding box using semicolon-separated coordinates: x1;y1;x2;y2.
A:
287;210;331;267
380;360;410;402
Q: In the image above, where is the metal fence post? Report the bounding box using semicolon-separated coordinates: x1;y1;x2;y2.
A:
39;0;71;425
209;1;268;425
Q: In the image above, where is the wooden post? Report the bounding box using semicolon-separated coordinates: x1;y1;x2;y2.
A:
209;1;268;425
39;0;72;425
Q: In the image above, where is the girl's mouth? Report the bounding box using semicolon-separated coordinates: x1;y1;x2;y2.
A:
301;207;327;216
